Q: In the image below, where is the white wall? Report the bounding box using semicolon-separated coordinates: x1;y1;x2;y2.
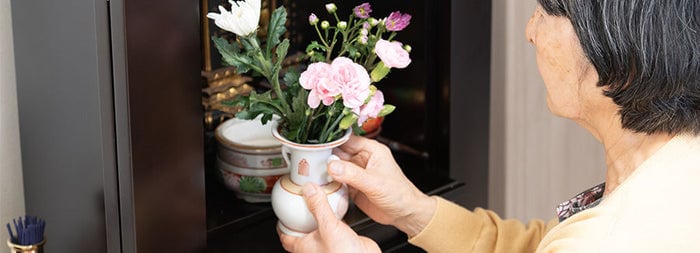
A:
489;0;606;221
0;0;26;244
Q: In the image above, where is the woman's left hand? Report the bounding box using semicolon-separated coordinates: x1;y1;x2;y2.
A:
278;183;381;253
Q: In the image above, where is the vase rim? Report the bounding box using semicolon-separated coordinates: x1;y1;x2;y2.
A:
271;121;352;149
7;239;45;250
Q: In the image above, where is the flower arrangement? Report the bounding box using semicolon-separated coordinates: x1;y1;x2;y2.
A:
207;0;412;144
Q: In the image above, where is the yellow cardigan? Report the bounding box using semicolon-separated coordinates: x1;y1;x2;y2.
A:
409;198;558;252
409;134;700;252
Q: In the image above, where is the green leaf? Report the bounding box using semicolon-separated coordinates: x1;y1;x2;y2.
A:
339;114;358;129
306;41;325;53
235;109;257;120
284;69;301;89
266;7;288;57
212;36;253;73
275;39;290;69
233;90;286;123
289;90;308;127
261;113;273;124
310;52;326;63
377;104;396;117
212;36;240;55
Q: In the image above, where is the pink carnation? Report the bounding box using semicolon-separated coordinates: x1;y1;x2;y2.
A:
353;90;385;125
299;62;340;108
374;39;411;69
330;57;371;109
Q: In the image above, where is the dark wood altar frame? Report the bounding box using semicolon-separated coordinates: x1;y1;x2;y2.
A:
11;0;490;251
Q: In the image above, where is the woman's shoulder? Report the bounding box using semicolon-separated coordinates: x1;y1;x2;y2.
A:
537;134;700;252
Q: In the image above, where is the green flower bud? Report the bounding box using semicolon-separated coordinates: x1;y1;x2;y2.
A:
325;3;337;14
337;21;348;30
321;20;330;30
368;18;379;27
403;44;412;53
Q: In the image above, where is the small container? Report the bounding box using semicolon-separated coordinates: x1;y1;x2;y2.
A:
215;117;286;169
215;117;288;202
7;239;45;253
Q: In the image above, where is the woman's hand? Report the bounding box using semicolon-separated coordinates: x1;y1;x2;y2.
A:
329;135;436;237
278;183;380;253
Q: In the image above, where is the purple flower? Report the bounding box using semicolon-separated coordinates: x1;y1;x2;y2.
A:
353;3;372;19
385;11;411;31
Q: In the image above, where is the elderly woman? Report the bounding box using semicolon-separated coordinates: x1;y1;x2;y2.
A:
279;0;700;252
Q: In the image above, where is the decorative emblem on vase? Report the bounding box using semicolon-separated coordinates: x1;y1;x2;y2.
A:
297;159;309;176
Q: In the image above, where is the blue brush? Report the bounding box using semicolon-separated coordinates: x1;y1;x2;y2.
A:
6;216;45;245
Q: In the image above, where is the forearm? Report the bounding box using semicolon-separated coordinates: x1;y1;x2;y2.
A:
408;197;558;253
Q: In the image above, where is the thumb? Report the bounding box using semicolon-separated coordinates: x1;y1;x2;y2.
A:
302;183;340;236
328;160;378;195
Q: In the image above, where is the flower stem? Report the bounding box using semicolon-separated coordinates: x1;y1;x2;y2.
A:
246;36;291;117
314;25;330;48
324;109;346;142
319;109;334;141
387;32;397;41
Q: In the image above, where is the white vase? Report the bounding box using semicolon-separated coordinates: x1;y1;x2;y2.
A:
270;122;351;237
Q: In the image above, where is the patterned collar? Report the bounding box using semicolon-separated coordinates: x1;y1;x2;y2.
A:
556;182;606;222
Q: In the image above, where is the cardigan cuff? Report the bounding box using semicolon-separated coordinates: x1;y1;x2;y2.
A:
408;196;483;252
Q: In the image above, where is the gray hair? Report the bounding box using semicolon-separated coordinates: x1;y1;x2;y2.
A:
537;0;700;134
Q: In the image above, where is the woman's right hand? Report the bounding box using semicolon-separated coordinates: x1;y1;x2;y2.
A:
329;135;436;237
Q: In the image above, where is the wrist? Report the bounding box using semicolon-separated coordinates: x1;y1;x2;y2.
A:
394;193;436;237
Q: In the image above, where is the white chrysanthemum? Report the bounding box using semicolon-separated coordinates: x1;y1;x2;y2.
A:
207;0;261;37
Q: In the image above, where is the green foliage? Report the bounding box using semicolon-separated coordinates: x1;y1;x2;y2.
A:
274;39;290;73
266;7;287;58
305;41;326;63
212;36;253;74
234;90;283;125
285;87;310;142
211;3;403;145
284;69;301;89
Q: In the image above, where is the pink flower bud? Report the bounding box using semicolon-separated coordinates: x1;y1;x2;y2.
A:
308;13;319;25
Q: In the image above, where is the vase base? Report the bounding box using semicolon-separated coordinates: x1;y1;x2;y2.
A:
277;221;308;237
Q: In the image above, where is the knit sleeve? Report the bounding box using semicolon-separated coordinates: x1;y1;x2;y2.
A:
408;197;559;253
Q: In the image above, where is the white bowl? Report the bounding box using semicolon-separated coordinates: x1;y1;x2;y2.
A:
215;117;286;169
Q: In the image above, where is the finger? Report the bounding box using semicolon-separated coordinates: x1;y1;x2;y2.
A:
328;160;380;196
278;226;298;252
331;148;370;170
332;148;352;160
302;183;340;236
337;135;387;156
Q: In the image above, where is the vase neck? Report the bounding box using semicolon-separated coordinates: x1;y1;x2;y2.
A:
282;145;334;185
